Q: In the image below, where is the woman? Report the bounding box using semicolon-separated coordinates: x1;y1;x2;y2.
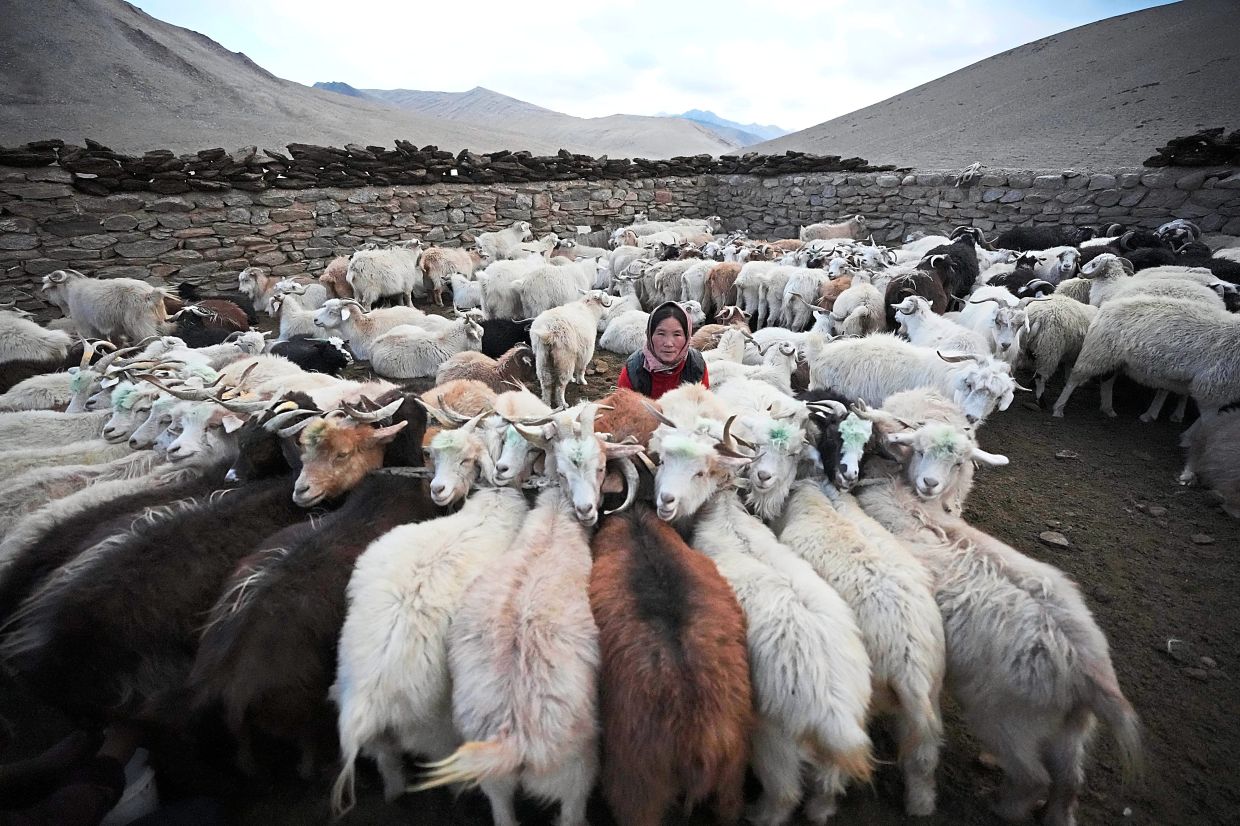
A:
617;301;709;400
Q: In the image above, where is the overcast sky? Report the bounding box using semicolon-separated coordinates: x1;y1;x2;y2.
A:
134;0;1170;132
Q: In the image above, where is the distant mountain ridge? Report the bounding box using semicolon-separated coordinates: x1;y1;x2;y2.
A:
670;109;789;141
313;83;741;158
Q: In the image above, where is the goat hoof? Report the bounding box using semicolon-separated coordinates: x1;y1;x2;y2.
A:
1177;471;1196;486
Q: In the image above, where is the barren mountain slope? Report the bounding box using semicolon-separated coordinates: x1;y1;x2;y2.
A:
752;0;1238;169
0;0;731;158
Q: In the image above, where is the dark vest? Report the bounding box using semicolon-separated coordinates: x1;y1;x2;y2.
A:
624;349;706;396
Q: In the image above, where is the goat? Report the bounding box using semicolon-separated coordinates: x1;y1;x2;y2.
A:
41;269;166;344
312;298;439;361
192;417;434;777
477;220;534;260
992;225;1096;251
893;295;992;358
346;242;425;309
0;310;72;393
853;394;1140;826
804;333;1017;424
329;487;527;815
267;335;352;375
318;255;353;300
1179;409;1240;518
1053;295;1240;421
369;314;485;380
420;247;486;306
779;481;945;815
410;487;599;826
530;291;612;408
883;270;948;330
435;344;536;392
1;467;314;725
800;215;867;242
690;305;751;350
588;506;753;826
649;420;873;825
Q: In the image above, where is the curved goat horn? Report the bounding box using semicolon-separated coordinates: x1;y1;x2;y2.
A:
138;377;214;401
343;397;404;423
968;296;1006;305
936;350;979;364
602;455;640;516
643;401;678;430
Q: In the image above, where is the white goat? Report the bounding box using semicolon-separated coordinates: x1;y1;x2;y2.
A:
41;269;166;343
412;486;599;826
1053;295;1240;422
1023;294;1099;400
854;394;1140;826
529;291;612;408
804;333;1017;423
776;481;946;817
892;295;991;358
313;299;441;361
369;314;485;380
477;221;534;260
346;243;425;309
330;488;529;816
650;423;873;826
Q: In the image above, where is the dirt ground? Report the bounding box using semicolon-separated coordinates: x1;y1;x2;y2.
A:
3;353;1237;826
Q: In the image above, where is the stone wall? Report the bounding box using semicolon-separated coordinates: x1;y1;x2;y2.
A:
3;162;1238;305
712;167;1240;242
0;166;710;301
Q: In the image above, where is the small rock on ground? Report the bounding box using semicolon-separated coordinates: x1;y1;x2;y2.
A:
1191;533;1215;545
1039;530;1071;548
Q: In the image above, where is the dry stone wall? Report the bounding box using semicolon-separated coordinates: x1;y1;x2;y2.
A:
713;167;1240;242
0;166;710;301
3;161;1239;305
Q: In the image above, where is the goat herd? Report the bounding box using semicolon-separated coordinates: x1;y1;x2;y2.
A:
0;208;1238;826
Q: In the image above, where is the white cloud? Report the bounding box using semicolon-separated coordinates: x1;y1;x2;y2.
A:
134;0;1170;131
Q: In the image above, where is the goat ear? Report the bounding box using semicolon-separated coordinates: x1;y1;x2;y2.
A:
367;420;409;445
221;414;247;433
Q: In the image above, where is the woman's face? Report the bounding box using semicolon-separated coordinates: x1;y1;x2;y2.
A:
651;316;686;364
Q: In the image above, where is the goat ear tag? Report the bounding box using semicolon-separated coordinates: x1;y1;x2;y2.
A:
341;308;351;321
221;414;246;433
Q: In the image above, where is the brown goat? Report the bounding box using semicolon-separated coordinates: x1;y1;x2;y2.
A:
883;270;948;330
434;344;537;393
589;506;753;826
420;247;485;306
771;239;805;252
704;262;742;320
319;256;353;300
816;274;855;312
420;379;497;418
691;305;751;350
285;404;409;507
593;388;662;448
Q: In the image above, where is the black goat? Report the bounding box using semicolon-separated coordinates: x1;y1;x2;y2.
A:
268;335;352;375
481;318;534;359
191;469;438;774
0;459;231;627
994;225;1097;251
919;236;980;300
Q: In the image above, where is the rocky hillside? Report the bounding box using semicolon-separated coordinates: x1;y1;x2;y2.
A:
751;0;1239;168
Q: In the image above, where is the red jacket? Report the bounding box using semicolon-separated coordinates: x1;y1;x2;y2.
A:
617;358;709;400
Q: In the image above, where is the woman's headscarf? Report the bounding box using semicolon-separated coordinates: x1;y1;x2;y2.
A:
641;301;693;374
